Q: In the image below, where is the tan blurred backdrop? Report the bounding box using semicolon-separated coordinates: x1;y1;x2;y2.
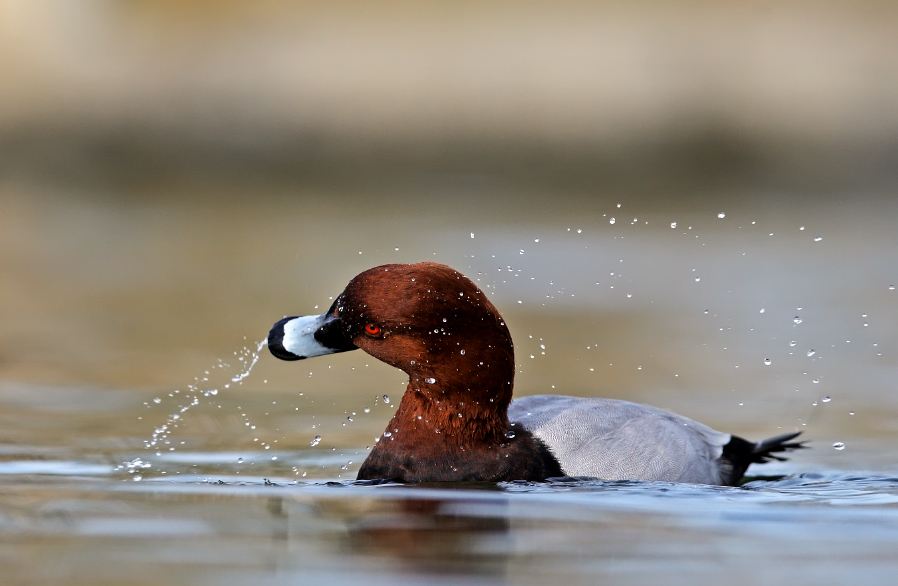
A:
1;0;897;190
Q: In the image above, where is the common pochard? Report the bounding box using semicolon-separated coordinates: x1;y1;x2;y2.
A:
268;262;803;485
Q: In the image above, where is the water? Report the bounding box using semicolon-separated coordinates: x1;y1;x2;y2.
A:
3;461;898;585
3;186;898;584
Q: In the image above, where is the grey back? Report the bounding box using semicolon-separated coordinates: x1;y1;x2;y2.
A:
509;395;731;485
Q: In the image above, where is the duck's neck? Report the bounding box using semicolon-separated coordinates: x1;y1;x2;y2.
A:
386;346;515;444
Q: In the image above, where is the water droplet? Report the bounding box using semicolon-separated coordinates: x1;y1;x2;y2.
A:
670;222;677;228
833;442;845;450
460;349;465;355
814;236;822;242
794;316;802;324
383;395;390;404
889;285;895;291
425;378;436;384
237;458;243;463
764;359;772;365
153;397;161;404
849;411;855;415
505;431;516;438
807;349;816;357
383;431;392;437
813;378;820;384
703;309;709;314
310;436;321;447
695;277;701;282
577;229;582;234
790;341;797;347
519;249;525;254
799;226;805;231
822;396;831;403
609;217;616;224
470;233;475;238
271;456;277;461
718;212;726;218
364;407;370;413
759;308;765;313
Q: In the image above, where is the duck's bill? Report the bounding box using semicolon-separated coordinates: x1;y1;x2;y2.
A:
268;312;357;361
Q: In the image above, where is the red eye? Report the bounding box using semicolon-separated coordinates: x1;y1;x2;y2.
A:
364;324;382;336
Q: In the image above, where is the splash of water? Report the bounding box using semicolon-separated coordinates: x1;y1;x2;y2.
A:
230;342;264;384
113;457;152;481
124;339;268;478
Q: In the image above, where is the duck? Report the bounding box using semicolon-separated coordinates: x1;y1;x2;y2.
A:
267;262;804;485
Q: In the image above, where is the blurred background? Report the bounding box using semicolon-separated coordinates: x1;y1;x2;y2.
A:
1;0;897;474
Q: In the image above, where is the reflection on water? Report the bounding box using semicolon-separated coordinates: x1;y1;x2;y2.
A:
339;489;511;579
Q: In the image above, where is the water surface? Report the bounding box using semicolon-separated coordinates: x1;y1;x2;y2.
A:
2;184;897;584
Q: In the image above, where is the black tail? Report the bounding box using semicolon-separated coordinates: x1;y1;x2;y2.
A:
750;431;807;463
719;431;807;485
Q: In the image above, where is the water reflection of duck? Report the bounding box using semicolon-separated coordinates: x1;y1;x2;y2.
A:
268;262;804;485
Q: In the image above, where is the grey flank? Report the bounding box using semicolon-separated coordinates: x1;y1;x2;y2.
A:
509;395;732;485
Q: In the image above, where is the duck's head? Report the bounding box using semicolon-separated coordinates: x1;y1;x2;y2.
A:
268;262;515;404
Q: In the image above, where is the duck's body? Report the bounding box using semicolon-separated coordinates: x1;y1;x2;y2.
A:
268;262;804;485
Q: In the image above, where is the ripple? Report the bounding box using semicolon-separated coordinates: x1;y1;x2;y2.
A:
0;461;114;476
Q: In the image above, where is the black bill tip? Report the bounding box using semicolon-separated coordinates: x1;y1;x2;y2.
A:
268;316;304;361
